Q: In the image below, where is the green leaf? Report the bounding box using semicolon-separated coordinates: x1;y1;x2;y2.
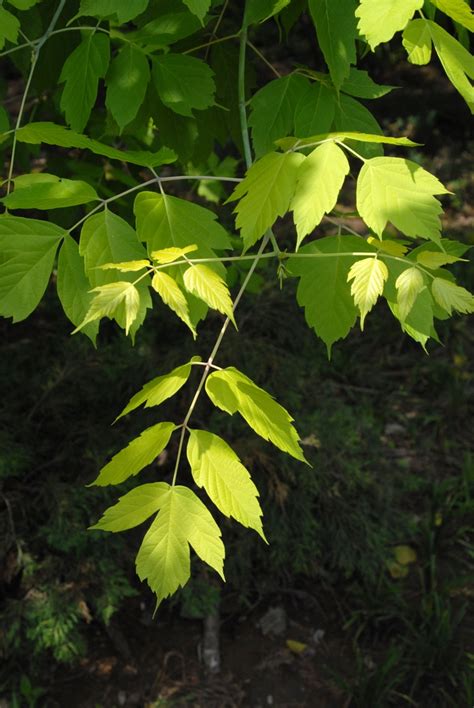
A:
293;81;336;137
395;266;425;320
357;157;449;241
332;94;384;158
59;33;110;133
134;192;230;325
431;277;474;314
151;245;198;264
57;235;99;343
348;257;389;329
7;0;41;9
0;217;64;322
431;0;474;31
127;12;202;50
277;131;418;151
0;7;19;50
403;19;433;65
341;68;395;99
291;142;350;248
91;482;169;531
416;251;462;268
183;265;235;325
135;484;225;605
79;210;152;338
246;0;291;24
78;0;149;23
116;361;195;421
151;272;196;337
106;45;150;131
187;429;266;540
355;0;424;50
308;0;357;88
14;122;176;168
182;0;211;22
248;74;308;156
367;236;409;257
92;422;177;486
74;281;141;336
152;54;215;117
428;21;474;113
205;367;306;462
1;176;99;210
228;151;305;251
288;235;374;352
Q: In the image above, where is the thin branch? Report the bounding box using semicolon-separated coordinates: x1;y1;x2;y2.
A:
247;41;281;78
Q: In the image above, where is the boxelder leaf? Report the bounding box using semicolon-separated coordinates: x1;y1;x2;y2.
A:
228;151;304;251
182;0;211;22
78;0;149;23
416;251;462;268
246;0;291;24
428;20;474;113
106;44;150;131
348;257;389;329
431;0;474;31
152;54;215;117
151;245;198;264
308;0;357;88
14;122;176;168
355;0;424;50
403;19;433;65
341;68;395;99
57;234;99;343
187;429;266;540
92;422;177;486
74;281;141;336
395;267;425;321
288;235;374;353
59;33;110;133
291;142;350;247
0;217;64;322
205;367;306;462
135;484;225;606
332;94;384;158
357;157;449;241
1;178;99;210
294;81;336;138
0;7;20;50
248;74;308;156
183;265;235;325
91;482;170;531
151;272;196;337
116;361;196;421
431;278;474;314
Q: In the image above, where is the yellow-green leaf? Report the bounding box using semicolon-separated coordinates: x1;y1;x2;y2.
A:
91;482;170;530
183;264;235;325
151;271;196;337
99;260;151;272
367;236;408;257
151;245;198;263
205;367;306;462
395;267;425;321
91;422;177;486
187;429;266;540
355;0;424;50
416;251;462;268
403;19;433;65
291;142;350;248
348;257;388;329
431;0;474;31
431;277;474;314
394;545;417;565
73;281;140;336
276;132;418;151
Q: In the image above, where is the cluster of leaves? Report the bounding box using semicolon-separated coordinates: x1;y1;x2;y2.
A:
0;0;473;606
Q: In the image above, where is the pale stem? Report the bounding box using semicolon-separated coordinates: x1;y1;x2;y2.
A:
247;41;281;78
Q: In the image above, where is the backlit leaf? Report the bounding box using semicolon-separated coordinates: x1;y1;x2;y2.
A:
416;251;462;268
341;69;395;99
74;281;140;335
78;0;149;22
431;277;474;314
100;260;150;272
293;81;336;137
206;367;306;461
152;54;215;117
187;429;265;539
355;0;423;50
395;267;425;321
106;45;150;131
151;272;196;337
277;132;417;151
246;0;291;24
0;7;19;50
92;422;177;486
403;19;433;65
428;21;474;113
357;157;448;241
151;245;198;264
183;264;235;324
59;33;110;133
116;361;196;421
291;142;350;248
57;235;99;343
348;257;389;329
431;0;474;31
91;482;169;531
228;151;304;251
1;177;99;210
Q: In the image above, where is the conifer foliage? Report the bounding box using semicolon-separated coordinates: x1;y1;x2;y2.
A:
1;0;473;606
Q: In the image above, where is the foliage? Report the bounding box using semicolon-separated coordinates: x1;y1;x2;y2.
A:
0;0;473;612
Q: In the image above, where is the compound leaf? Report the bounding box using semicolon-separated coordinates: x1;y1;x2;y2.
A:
291;142;350;247
183;265;235;324
308;0;358;88
206;367;306;462
355;0;424;50
1;177;99;210
0;217;64;322
348;257;389;329
152;54;215;116
59;32;110;133
187;429;265;539
91;482;169;532
74;281;141;335
57;234;99;343
106;44;150;131
117;361;196;421
357;157;448;241
152;245;198;264
92;422;177;486
135;484;225;605
228;151;304;251
151;272;196;337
